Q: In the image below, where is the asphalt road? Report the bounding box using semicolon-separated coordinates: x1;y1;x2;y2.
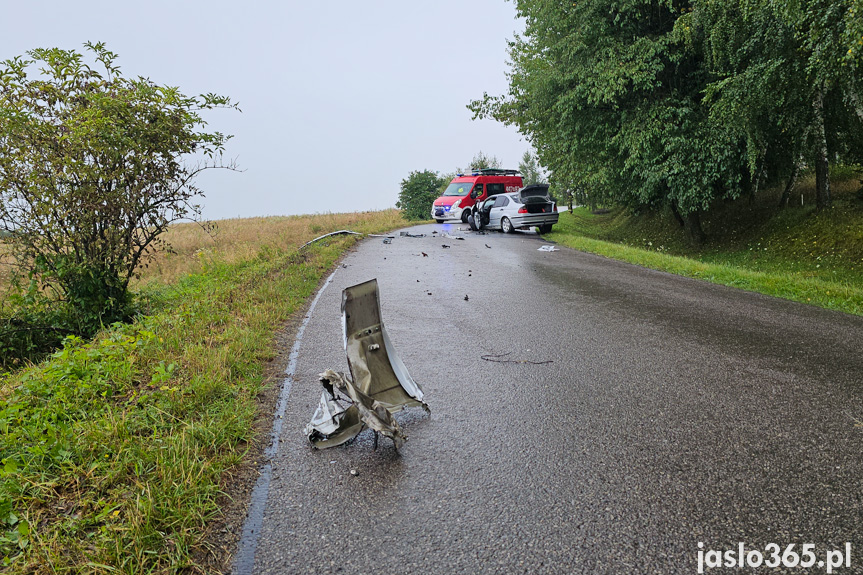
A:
236;222;863;574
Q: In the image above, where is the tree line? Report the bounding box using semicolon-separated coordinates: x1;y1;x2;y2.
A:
470;0;863;241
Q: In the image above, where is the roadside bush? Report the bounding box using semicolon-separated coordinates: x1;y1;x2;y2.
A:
396;170;446;221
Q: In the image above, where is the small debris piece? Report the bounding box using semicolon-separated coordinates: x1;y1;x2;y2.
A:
382;238;392;244
464;295;469;301
456;237;465;241
485;244;491;249
400;231;426;238
442;244;451;248
480;352;553;365
368;343;380;351
350;469;359;476
421;252;428;257
427;292;432;295
537;245;558;252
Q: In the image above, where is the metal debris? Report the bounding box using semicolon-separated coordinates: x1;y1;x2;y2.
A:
480;352;553;365
537;245;558;252
442;244;450;248
305;279;430;450
299;230;362;250
400;231;427;238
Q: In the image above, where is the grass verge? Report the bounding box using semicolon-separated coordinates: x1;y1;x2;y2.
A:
545;172;863;316
0;210;404;573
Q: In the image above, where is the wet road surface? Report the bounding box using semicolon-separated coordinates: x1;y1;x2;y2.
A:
237;222;863;574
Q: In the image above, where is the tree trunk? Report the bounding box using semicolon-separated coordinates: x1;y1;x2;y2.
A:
813;88;832;210
741;164;753;204
670;200;685;228
685;211;706;245
846;85;863;123
779;160;800;208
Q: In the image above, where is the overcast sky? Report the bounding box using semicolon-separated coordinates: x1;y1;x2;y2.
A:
1;1;528;220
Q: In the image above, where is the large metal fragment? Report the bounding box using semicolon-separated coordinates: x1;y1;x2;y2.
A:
305;279;429;449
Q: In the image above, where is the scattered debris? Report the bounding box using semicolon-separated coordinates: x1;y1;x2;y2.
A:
442;244;450;249
305;279;430;450
427;292;432;295
421;252;428;257
537;245;558;252
382;238;392;244
464;295;469;301
350;469;359;476
400;231;427;238
485;244;491;249
299;230;362;250
480;352;553;365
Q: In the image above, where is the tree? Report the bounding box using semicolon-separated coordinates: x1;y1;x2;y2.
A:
470;0;745;243
518;150;546;185
0;43;237;336
466;151;502;171
396;170;445;221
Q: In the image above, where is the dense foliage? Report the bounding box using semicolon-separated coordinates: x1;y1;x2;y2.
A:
0;43;236;354
396;170;446;220
470;0;863;241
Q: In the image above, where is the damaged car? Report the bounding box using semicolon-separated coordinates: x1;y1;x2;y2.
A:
467;183;559;234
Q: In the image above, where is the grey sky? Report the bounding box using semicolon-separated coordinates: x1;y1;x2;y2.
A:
2;1;528;220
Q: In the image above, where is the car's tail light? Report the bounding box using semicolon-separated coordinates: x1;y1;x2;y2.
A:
553;204;558;212
518;207;528;214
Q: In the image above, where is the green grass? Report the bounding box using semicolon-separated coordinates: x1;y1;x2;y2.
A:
545;171;863;315
0;213;403;573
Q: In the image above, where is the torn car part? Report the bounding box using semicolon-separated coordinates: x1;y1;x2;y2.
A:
305;279;429;449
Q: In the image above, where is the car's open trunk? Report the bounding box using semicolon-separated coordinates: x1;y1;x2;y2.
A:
518;184;555;213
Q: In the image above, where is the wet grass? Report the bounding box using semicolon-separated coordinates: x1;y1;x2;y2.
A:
0;210;404;573
545;171;863;316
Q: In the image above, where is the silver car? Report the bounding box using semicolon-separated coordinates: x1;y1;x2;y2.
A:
468;184;559;234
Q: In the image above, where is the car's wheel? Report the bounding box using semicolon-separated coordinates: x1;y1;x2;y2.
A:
501;217;514;234
461;210;470;224
468;213;479;231
435;219;445;224
538;224;553;234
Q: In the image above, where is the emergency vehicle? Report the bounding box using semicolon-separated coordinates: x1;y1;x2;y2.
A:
430;169;523;223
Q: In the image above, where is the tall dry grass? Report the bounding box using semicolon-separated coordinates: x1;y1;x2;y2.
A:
0;210;407;296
